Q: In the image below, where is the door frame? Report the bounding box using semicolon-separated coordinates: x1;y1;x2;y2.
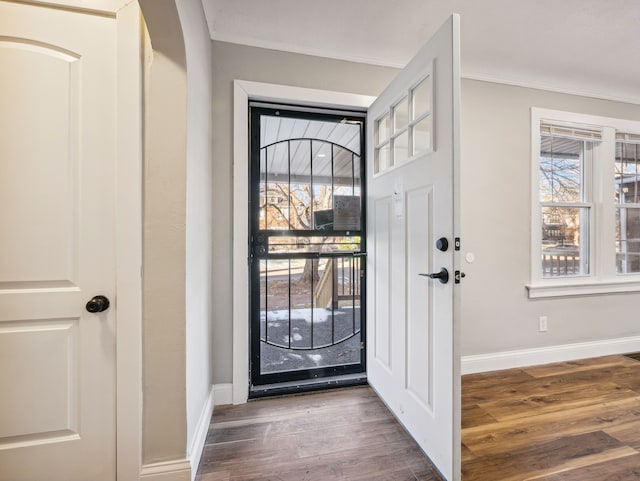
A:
232;80;374;404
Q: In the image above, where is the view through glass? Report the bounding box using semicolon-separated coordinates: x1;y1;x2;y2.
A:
539;134;591;277
250;105;366;387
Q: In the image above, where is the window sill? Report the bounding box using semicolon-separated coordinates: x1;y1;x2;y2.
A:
527;279;640;299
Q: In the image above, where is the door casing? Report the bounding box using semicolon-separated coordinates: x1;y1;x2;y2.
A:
233;81;375;404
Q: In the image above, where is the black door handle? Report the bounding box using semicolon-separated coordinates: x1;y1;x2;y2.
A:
419;268;449;284
86;295;110;313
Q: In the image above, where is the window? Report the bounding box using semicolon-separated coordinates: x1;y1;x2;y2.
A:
374;71;433;174
539;127;596;277
615;133;640;274
529;109;640;298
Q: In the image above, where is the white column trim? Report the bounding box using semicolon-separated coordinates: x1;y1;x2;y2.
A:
115;2;143;480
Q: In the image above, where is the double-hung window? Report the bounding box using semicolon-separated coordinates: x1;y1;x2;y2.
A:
615;133;640;274
529;108;640;298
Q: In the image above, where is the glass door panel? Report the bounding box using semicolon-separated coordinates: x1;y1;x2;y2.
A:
250;104;367;390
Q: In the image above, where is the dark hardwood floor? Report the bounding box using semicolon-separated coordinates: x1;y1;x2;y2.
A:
196;386;443;481
196;355;640;480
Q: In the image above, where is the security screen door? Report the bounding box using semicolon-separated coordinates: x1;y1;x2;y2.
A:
249;104;367;390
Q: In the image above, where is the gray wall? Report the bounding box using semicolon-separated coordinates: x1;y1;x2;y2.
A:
211;41;398;383
210;42;640;383
460;79;640;357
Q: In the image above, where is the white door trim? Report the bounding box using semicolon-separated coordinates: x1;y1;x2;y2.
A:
115;2;143;479
232;80;374;403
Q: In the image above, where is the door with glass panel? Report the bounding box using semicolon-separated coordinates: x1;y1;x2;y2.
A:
249;104;366;390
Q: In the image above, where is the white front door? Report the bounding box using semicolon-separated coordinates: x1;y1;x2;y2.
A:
366;15;461;481
0;2;119;479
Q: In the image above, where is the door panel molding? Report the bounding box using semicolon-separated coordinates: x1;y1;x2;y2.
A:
372;197;392;372
405;186;434;410
0;319;78;446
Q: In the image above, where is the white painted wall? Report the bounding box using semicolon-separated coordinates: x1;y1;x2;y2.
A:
460;79;640;362
175;0;214;468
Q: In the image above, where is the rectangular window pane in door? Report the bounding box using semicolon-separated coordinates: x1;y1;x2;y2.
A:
412;75;432;119
377;114;390;144
394;130;409;164
412;115;432;155
376;144;390;173
394;96;409;132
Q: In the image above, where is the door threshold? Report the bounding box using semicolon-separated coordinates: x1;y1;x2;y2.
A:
249;373;367;399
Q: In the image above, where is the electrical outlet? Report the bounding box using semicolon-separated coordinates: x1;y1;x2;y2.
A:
539;316;548;332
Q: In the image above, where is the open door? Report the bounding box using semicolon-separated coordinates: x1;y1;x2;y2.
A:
366;15;461;481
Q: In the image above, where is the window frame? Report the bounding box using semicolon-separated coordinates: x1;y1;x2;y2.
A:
539;134;594;278
615;134;640;275
528;108;640;298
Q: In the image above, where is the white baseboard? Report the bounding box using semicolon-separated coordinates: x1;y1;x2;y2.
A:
213;383;233;406
461;335;640;375
188;386;215;481
140;459;191;481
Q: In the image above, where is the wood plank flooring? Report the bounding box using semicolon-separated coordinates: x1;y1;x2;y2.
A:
196;386;444;481
462;354;640;480
196;355;640;481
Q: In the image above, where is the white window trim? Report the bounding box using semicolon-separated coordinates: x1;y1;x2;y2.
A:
528;108;640;299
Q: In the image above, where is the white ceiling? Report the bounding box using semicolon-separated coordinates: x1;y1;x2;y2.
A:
201;0;640;105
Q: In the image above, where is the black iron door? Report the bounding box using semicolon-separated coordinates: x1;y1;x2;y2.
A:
249;103;367;392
